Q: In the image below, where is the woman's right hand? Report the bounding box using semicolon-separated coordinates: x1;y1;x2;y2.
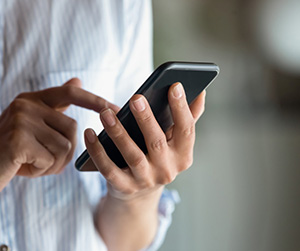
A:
0;78;118;191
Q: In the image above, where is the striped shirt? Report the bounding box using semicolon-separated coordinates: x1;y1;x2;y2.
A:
0;0;179;250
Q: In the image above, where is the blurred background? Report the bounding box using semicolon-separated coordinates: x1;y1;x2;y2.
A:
152;0;300;250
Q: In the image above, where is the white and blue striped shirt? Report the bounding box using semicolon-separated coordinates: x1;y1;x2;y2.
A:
0;0;179;250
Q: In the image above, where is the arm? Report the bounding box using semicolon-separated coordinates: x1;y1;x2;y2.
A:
95;185;163;250
85;83;206;251
0;78;118;191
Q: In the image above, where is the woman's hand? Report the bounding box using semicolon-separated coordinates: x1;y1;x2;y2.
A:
0;78;118;191
86;82;206;250
85;82;206;201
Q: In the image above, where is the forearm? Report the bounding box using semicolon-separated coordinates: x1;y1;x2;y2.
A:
96;186;163;251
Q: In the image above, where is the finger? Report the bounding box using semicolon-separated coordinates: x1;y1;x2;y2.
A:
100;109;150;180
55;78;82;112
37;78;119;113
168;82;196;152
34;123;73;175
64;77;82;88
129;95;168;162
165;126;174;141
16;140;55;177
189;90;206;121
43;109;77;142
40;108;77;174
84;128;133;191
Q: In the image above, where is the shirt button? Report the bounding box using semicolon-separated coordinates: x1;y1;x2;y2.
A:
0;244;10;251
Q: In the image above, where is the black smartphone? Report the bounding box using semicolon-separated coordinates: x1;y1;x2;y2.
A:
75;61;219;171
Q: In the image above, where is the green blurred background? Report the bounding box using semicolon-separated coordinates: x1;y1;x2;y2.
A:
152;0;300;250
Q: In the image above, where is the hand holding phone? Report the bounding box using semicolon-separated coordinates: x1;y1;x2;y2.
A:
76;61;219;171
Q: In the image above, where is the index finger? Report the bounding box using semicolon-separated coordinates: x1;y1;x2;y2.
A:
38;79;119;113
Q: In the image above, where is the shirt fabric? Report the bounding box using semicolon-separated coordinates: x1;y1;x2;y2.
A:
0;0;179;250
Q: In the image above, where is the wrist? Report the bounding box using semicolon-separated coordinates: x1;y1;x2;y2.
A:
96;185;164;250
106;184;164;209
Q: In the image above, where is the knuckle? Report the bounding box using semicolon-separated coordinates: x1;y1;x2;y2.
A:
174;98;186;110
138;112;152;124
111;129;124;141
185;153;194;168
97;97;108;110
68;118;78;132
47;156;56;168
65;148;75;163
63;85;76;97
91;147;106;160
129;155;145;168
103;169;117;183
105;122;123;140
179;155;193;171
11;113;26;129
8;145;22;165
65;140;72;152
10;98;29;113
69;77;81;84
58;138;72;153
160;169;176;184
150;138;167;152
8;128;26;152
15;92;29;100
182;125;195;139
140;178;155;189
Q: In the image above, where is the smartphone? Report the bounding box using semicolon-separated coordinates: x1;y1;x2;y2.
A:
75;61;219;171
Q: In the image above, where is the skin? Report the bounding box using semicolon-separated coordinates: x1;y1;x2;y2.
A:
0;78;119;191
0;78;206;251
85;82;206;251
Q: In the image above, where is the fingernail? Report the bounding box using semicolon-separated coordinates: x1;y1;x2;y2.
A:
101;109;116;127
173;83;183;99
132;96;146;112
85;129;96;144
